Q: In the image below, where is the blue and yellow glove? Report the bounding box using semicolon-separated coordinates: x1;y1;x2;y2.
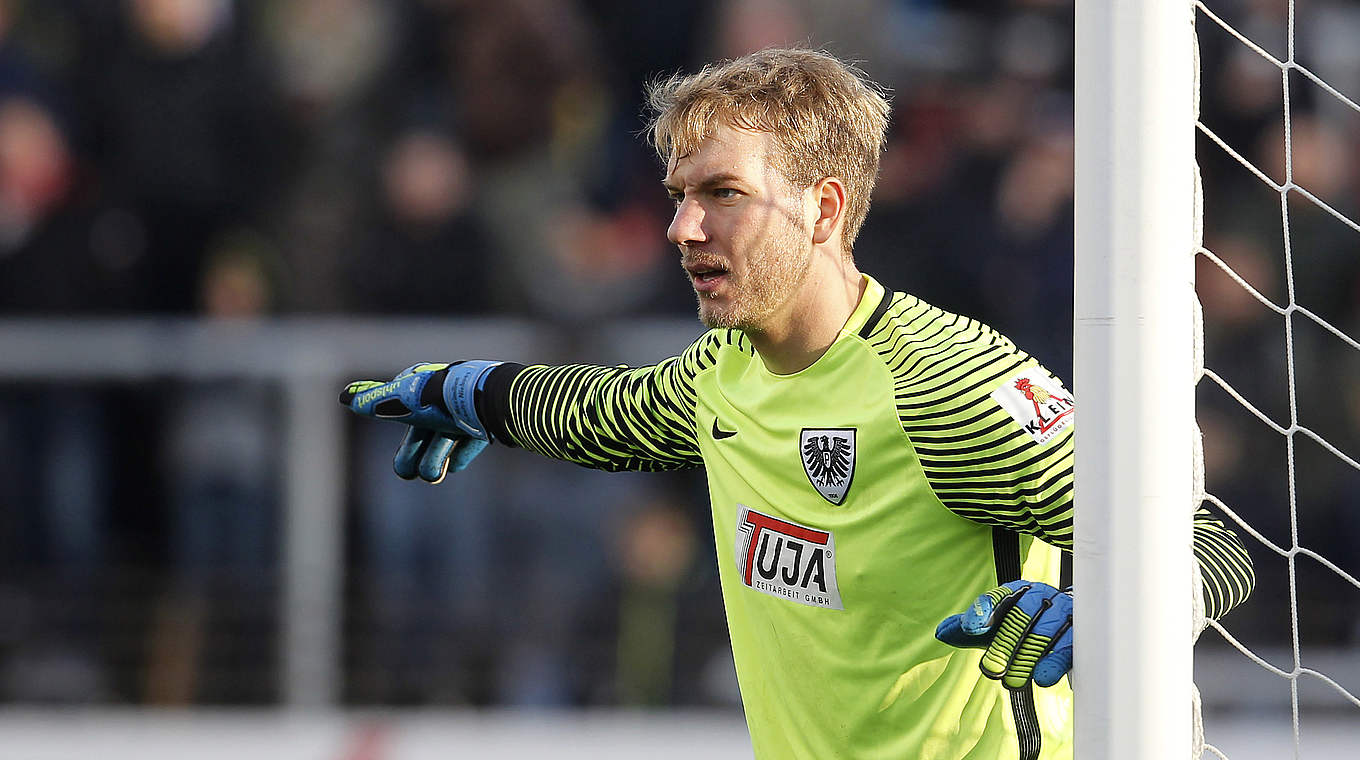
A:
935;580;1073;690
339;360;502;483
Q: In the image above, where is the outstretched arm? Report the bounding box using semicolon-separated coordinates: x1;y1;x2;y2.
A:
482;330;736;472
341;330;732;480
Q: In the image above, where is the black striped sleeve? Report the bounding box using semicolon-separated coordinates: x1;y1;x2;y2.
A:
868;291;1256;621
1194;505;1256;620
865;293;1076;549
485;330;733;472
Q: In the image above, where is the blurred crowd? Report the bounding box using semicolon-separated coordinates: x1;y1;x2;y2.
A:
0;0;1356;708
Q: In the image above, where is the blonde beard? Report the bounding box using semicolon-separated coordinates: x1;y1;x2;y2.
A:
697;220;812;331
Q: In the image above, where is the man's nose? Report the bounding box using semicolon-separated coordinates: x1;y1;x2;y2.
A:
667;199;707;247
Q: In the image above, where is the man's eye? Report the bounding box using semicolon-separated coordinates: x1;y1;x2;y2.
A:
668;193;683;205
713;188;737;199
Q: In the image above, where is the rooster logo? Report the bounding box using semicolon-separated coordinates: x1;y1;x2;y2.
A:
800;428;856;505
1014;377;1051;404
1015;377;1068;424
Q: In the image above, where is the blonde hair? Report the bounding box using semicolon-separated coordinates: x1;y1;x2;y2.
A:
646;47;891;254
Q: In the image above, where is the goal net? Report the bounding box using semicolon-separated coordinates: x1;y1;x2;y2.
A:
1192;0;1360;757
1076;0;1359;757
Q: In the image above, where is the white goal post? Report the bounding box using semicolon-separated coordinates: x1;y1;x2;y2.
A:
1073;0;1197;757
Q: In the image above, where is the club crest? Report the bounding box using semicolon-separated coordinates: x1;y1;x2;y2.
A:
800;428;856;505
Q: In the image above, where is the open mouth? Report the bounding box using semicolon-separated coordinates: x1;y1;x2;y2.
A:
684;260;730;292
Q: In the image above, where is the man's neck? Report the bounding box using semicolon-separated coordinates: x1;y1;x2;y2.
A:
748;256;866;376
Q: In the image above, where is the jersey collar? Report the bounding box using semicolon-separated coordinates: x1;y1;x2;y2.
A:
840;274;887;337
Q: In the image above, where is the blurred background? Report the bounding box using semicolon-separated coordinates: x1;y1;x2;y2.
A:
0;0;1355;756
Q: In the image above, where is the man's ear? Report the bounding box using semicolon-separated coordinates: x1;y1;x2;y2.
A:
812;177;847;246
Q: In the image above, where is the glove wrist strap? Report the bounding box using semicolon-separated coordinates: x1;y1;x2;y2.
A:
443;360;502;441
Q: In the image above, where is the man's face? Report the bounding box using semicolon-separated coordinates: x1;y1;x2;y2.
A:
664;125;813;331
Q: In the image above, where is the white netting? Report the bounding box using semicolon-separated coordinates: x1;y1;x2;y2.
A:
1193;0;1360;756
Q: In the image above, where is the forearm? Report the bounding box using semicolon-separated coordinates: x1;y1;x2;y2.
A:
478;360;703;472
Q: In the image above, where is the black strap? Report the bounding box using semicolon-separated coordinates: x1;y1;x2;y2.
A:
993;528;1043;760
477;362;526;446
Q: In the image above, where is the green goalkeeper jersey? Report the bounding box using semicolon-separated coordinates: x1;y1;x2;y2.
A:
482;274;1254;760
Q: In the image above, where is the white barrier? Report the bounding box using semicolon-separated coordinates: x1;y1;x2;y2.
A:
0;709;754;760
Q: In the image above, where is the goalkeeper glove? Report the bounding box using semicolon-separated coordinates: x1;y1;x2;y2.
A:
934;580;1073;690
339;360;502;483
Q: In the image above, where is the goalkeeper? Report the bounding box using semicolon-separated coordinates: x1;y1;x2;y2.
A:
341;48;1255;759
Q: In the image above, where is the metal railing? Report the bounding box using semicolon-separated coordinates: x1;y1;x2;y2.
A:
0;316;702;705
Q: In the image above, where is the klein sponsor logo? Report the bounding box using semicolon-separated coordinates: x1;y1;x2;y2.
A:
733;506;843;610
991;368;1075;445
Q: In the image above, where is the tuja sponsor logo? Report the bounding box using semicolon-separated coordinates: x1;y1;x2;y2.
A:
734;506;843;610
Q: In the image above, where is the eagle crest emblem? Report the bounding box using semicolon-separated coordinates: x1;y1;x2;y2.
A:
799;428;856;505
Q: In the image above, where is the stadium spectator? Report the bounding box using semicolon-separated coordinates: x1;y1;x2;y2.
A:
77;0;283;313
259;0;399;312
581;482;732;707
350;423;501;704
0;39;114;703
446;0;682;321
146;231;284;704
342;117;494;315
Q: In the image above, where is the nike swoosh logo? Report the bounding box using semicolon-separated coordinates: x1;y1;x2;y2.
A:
712;419;737;440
